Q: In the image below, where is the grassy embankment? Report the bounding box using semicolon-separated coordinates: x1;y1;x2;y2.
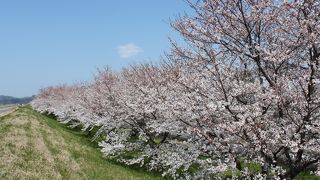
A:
1;106;318;179
0;106;162;180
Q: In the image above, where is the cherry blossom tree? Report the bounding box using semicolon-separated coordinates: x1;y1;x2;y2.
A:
169;0;320;178
31;0;320;179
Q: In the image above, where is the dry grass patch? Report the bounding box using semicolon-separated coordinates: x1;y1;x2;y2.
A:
0;107;163;180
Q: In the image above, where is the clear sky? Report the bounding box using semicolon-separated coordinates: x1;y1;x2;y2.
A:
0;0;190;97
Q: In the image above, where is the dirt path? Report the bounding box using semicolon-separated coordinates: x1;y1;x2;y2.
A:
0;107;161;180
0;105;16;116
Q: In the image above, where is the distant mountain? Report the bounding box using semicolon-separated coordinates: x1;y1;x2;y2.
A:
0;95;34;105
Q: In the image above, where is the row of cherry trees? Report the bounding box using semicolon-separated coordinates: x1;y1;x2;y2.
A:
32;0;320;179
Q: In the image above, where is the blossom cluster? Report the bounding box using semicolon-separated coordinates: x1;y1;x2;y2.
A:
32;0;320;179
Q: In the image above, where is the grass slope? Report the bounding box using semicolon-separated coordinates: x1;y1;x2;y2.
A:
0;106;162;180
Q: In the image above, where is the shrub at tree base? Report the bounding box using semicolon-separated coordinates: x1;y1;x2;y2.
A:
31;0;320;179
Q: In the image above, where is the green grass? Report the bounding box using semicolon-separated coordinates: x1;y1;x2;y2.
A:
2;106;318;179
0;106;163;180
220;161;320;180
295;172;320;180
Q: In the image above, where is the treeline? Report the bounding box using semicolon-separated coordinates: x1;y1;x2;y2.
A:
31;64;221;178
32;0;320;179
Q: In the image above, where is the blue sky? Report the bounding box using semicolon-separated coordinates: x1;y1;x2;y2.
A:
0;0;190;97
